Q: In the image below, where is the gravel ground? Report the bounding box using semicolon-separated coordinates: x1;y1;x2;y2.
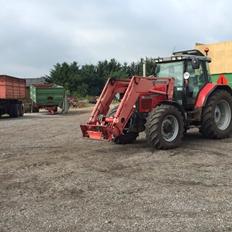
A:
1;108;232;232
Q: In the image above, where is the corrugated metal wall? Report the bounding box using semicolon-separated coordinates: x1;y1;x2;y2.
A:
0;75;26;99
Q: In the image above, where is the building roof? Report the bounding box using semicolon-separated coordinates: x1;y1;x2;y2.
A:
25;77;46;87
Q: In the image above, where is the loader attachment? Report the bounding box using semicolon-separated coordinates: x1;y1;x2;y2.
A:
80;76;174;141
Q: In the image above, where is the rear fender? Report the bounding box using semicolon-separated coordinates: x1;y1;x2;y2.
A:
195;83;232;108
195;83;216;108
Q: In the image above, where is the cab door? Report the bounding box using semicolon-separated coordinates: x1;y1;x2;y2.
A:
184;60;208;109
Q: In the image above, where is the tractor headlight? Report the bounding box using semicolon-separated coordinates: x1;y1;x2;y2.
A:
171;57;176;61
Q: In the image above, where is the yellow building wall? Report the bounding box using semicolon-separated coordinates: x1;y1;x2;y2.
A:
195;41;232;74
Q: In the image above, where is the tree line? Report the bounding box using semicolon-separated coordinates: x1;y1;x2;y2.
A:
45;58;156;97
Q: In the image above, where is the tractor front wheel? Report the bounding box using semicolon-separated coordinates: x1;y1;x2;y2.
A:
201;90;232;138
145;104;184;149
113;132;138;144
108;106;138;144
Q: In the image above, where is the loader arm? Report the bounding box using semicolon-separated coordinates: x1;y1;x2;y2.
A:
88;78;130;124
80;76;174;141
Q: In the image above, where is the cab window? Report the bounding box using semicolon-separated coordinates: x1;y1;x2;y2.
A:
156;61;184;87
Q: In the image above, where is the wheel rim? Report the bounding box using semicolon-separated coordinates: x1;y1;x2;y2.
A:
161;115;179;142
214;100;231;130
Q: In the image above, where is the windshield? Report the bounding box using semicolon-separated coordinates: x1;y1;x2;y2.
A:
156;61;184;86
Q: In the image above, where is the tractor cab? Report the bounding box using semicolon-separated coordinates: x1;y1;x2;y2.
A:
154;49;211;109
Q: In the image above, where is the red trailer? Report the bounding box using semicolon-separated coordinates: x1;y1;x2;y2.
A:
0;75;26;117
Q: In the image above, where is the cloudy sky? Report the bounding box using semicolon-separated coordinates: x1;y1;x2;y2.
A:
0;0;231;78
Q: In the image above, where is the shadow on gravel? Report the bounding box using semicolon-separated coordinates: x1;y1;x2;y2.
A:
61;109;92;116
0;109;91;120
0;115;58;120
94;130;232;157
92;133;205;156
183;131;206;142
0;116;26;121
93;139;151;155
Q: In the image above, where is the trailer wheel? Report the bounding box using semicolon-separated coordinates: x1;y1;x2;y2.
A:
201;90;232;138
32;107;39;113
8;104;19;118
18;103;24;116
145;104;184;149
107;106;138;144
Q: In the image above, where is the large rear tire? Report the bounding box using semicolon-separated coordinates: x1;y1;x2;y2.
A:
18;103;24;117
201;90;232;138
108;106;138;144
145;104;184;149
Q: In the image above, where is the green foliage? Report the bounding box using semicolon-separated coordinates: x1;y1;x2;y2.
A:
46;58;157;97
45;62;81;91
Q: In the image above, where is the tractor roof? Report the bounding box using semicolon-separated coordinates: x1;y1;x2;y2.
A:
155;49;211;63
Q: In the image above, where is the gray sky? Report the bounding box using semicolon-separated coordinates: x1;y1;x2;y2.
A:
0;0;231;78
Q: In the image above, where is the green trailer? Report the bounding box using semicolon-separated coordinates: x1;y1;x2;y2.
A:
211;73;232;88
30;84;69;114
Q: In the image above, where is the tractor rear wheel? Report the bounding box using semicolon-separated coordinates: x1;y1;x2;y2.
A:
145;104;184;149
201;90;232;138
108;106;138;144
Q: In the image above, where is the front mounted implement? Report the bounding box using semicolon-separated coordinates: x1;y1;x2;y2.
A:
80;76;175;141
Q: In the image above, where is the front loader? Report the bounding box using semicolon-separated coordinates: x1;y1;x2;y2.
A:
81;49;232;149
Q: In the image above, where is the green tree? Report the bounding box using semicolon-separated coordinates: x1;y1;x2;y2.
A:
46;62;81;92
46;57;157;97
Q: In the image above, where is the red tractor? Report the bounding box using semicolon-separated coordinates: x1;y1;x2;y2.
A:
81;50;232;149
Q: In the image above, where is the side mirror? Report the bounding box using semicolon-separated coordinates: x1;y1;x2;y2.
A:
191;57;200;69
